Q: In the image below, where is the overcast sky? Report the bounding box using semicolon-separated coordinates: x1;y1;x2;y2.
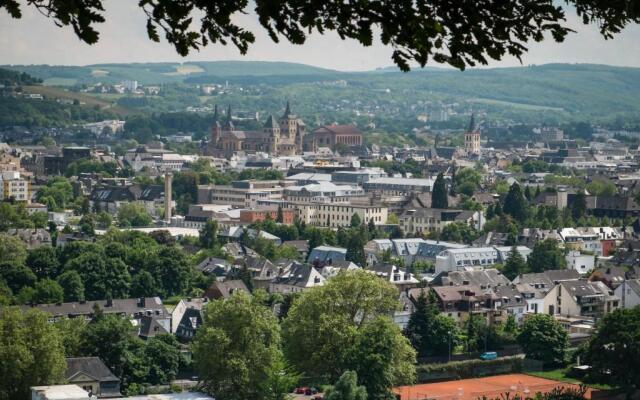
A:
2;2;640;71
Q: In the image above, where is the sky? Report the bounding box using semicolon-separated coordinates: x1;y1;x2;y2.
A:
1;2;640;71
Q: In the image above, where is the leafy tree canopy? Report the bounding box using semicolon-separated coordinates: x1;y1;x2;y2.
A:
282;270;415;398
2;1;639;70
518;314;568;367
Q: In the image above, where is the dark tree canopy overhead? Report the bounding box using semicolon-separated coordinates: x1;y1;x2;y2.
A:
1;1;639;70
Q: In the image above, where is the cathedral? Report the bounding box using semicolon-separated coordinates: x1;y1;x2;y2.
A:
207;102;305;156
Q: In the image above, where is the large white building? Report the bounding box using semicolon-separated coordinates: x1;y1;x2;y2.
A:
398;208;483;234
363;177;434;195
435;245;531;274
365;238;466;266
197;180;289;208
287;202;387;229
284;181;365;204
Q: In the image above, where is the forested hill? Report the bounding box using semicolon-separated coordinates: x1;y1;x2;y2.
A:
0;67;42;86
3;62;640;127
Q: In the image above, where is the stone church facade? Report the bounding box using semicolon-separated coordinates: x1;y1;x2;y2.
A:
207;102;305;157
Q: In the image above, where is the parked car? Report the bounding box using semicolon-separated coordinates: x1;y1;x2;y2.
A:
305;388;319;396
480;351;498;360
295;387;309;394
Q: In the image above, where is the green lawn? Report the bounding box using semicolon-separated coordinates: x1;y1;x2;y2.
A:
527;367;614;390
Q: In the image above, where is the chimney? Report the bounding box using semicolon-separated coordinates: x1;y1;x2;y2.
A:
138;297;146;308
165;172;172;223
106;298;113;307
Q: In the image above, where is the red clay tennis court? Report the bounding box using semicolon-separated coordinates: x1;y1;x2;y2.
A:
394;374;595;400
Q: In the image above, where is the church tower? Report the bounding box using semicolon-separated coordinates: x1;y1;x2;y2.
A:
279;100;297;141
264;115;280;155
223;104;234;131
464;114;481;156
210;105;221;146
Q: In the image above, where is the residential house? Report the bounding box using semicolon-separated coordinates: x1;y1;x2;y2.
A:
282;240;309;260
241;256;280;289
614;279;640;309
195;257;232;277
268;263;325;293
65;357;120;398
431;268;510;289
368;263;419;291
566;251;595;276
21;297;170;327
320;260;360;278
138;314;170;339
494;285;528;324
6;228;52;248
512;269;581;315
426;285;503;325
218;226;282;245
171;298;207;341
204;280;250;300
308;245;347;265
547;280;620;320
589;266;627;289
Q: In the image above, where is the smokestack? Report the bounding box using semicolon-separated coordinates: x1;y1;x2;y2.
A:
165;172;172;223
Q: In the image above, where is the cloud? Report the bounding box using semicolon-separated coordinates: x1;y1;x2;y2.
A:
1;2;640;71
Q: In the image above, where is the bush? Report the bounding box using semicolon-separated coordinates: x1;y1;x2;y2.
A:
416;357;534;383
170;384;182;393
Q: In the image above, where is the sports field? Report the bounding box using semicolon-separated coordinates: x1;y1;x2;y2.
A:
394;374;594;400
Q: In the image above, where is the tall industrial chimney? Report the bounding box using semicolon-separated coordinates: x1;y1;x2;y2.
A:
164;172;172;224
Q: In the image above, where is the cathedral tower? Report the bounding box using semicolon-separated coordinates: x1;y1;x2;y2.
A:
464;114;481;156
264;115;280;155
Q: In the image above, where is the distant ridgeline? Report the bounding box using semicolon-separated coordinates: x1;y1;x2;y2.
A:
2;62;640;131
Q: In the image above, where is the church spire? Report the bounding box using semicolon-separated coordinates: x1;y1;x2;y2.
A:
213;104;219;121
283;100;291;118
468;113;476;132
223;104;234;130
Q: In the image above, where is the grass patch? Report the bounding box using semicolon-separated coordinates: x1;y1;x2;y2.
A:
527;367;615;390
43;77;78;86
164;64;204;76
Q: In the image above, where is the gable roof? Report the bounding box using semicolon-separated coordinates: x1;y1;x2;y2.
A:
66;357;119;383
433;268;510;288
204;280;250;299
272;264;325;288
138;315;169;338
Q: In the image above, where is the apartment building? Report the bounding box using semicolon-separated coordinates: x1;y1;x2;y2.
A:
435;246;531;274
284;181;365;204
398;208;483;234
0;171;30;202
290;202;388;228
197;180;290;208
364;238;466;266
363;176;434;195
547;280;620;320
